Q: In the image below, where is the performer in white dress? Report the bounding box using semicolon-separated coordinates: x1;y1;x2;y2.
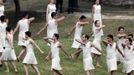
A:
14;12;35;60
69;15;89;59
91;20;105;67
46;0;56;23
23;31;44;75
103;34;124;75
0;16;8;66
92;0;103;36
75;34;100;75
44;33;70;75
69;15;89;49
37;12;65;38
122;38;134;75
1;27;17;72
0;0;4;16
116;27;126;64
37;12;65;60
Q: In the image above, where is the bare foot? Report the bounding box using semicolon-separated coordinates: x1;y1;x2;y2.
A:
15;69;18;73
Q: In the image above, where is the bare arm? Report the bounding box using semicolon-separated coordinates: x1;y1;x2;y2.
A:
28;17;35;24
56;16;65;22
37;23;48;35
30;39;44;53
78;21;89;26
102;40;108;46
59;43;70;57
91;44;101;53
13;22;20;34
43;37;53;44
68;25;76;36
76;39;85;46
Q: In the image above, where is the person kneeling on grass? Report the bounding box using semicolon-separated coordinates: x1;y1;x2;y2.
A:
44;33;71;75
22;31;44;75
74;34;101;75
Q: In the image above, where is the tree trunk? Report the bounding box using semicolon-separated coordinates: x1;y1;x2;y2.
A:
14;0;20;14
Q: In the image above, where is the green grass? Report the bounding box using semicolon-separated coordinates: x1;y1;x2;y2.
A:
0;15;134;75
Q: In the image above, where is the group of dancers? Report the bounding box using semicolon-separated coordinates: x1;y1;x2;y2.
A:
0;0;134;75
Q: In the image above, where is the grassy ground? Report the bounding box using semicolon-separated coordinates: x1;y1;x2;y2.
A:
0;15;134;75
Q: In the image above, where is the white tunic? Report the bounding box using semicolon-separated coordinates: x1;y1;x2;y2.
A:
0;5;4;16
0;22;7;52
92;4;103;36
1;33;17;61
116;37;125;63
72;22;83;48
106;42;117;72
123;45;134;73
46;4;56;22
91;26;102;55
47;19;58;38
23;39;37;64
51;41;62;70
18;19;29;46
80;41;95;71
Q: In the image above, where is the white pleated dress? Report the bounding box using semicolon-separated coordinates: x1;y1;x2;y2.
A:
46;4;56;22
0;5;4;16
91;26;102;55
123;46;134;73
80;42;95;71
51;41;62;70
47;19;58;38
106;42;117;72
116;37;125;63
72;22;83;48
0;22;7;52
23;39;37;64
92;4;103;36
1;33;17;61
18;19;29;46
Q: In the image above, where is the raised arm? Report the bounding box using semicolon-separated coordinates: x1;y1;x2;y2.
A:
28;17;35;24
37;23;48;35
59;43;70;57
56;16;65;22
43;37;53;44
78;21;89;26
30;39;44;53
102;40;108;46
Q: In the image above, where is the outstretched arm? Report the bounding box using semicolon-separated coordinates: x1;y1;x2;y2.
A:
14;22;20;34
43;37;53;44
68;25;76;36
78;21;89;26
102;40;108;46
76;39;85;46
37;23;48;35
56;16;65;22
28;17;35;24
30;39;44;53
59;43;70;57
